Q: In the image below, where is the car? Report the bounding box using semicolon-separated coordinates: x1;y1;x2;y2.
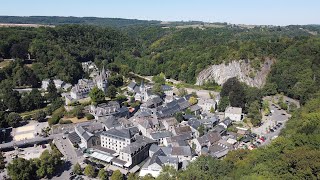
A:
278;122;283;125
62;136;66;139
281;113;286;115
83;159;91;164
107;170;113;176
96;164;105;169
270;129;274;132
256;141;261;145
273;126;278;130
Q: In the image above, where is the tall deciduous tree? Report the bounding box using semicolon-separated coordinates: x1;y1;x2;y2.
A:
110;170;123;180
84;164;96;178
89;86;105;103
106;85;117;99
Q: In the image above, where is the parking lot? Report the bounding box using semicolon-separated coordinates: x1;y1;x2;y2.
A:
252;100;290;146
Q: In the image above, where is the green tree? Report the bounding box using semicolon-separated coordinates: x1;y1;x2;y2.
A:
218;96;229;112
7;158;37;180
33;110;47;122
110;169;123;180
98;168;107;180
106;85;117;99
247;100;262;127
46;79;59;101
89;86;105;103
73;163;82;175
188;96;198;105
210;106;215;113
7;112;22;127
127;173;138;180
177;88;188;97
174;112;184;123
152;83;164;96
152;73;166;85
84;164;96;178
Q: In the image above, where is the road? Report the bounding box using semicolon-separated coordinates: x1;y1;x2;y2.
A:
52;134;83;180
129;72;218;99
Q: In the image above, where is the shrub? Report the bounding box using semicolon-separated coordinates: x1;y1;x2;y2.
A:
85;114;95;120
59;119;72;124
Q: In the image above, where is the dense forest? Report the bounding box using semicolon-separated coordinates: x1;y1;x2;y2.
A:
1;24;320;102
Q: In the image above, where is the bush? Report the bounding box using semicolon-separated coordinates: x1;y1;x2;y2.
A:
23;115;32;121
85;114;95;120
33;110;47;122
59;119;72;124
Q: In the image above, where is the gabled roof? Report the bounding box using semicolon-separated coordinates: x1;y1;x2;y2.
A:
171;146;192;156
174;126;192;135
161;85;173;91
188;118;201;130
196;131;221;145
150;131;172;140
225;107;242;115
121;136;155;154
102;128;133;139
128;82;137;89
189;104;202;112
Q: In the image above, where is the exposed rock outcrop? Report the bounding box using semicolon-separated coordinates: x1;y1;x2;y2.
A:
196;58;274;88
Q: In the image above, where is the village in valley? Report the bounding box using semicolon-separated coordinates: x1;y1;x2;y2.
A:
0;60;297;180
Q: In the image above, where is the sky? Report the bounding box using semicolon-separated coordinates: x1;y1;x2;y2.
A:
0;0;319;25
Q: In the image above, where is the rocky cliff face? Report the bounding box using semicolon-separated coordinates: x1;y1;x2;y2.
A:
196;58;274;88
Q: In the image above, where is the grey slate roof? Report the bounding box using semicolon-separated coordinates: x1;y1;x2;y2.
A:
150;131;172;140
188;118;202;129
189;104;202;112
128;82;137;90
221;117;232;127
121;135;155;154
161;85;173;91
102;128;133;139
171;146;192;156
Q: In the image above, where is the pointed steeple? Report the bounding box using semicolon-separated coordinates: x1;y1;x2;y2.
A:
101;66;106;80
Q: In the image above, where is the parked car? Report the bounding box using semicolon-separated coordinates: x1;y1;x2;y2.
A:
270;129;274;132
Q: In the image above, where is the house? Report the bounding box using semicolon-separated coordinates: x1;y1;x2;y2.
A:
127;81;137;92
100;128;135;153
161;117;178;132
171;146;192;161
149;131;172;145
198;98;216;112
163;133;193;147
161;85;173;97
135;116;160;137
119;135;155;168
140;145;178;178
141;96;163;108
64;67;109;105
75;124;102;149
155;97;191;119
206;142;231;159
189;104;202;115
218;117;232;129
187;118;202;138
89;101;122;119
41;79;71;91
161;85;174;103
225;107;242;121
172;126;193;136
199;116;218;130
192;131;221;154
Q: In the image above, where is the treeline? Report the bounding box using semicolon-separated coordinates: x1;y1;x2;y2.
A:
0;16;161;27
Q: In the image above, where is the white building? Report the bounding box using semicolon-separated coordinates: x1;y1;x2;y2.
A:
41;79;72;91
224;107;242;121
198;98;216;112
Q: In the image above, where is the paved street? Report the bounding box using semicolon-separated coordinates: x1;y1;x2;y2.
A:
52;134;83;180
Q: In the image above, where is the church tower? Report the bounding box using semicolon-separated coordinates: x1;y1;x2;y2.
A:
97;67;108;93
